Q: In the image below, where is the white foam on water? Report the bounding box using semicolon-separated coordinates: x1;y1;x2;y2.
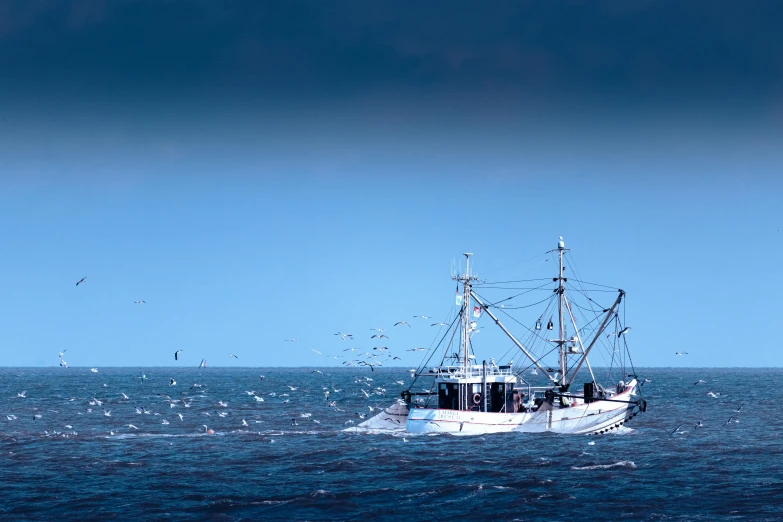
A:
571;460;637;470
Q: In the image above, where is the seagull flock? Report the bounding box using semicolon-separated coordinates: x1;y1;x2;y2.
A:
6;366;417;438
7;278;434;436
292;315;449;373
668;376;743;436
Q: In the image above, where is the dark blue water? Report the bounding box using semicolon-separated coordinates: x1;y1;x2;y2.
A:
1;367;781;520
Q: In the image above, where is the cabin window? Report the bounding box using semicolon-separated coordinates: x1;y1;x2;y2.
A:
438;383;459;410
488;383;506;413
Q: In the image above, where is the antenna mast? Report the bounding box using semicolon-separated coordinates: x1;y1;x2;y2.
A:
556;237;570;387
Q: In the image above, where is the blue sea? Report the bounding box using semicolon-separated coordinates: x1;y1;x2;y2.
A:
0;367;781;520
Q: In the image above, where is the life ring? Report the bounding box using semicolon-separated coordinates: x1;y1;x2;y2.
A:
472;393;481;404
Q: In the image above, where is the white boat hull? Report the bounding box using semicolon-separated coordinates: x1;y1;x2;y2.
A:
349;382;643;436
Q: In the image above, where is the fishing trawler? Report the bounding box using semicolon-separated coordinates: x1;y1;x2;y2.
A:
354;237;647;435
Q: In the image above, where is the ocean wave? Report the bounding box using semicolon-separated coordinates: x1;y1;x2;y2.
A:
571;460;637;470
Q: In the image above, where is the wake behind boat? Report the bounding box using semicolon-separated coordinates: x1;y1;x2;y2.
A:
350;237;647;435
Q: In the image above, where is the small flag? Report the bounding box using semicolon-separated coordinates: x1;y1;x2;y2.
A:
455;286;463;306
473;305;481;318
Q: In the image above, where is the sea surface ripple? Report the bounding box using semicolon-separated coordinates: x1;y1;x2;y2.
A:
0;367;781;520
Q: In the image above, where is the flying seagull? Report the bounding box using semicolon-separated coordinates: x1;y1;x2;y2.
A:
229;354;238;359
134;300;146;304
75;277;86;286
694;380;706;385
413;315;431;319
734;403;744;413
394;321;411;328
670;423;685;436
169;378;176;386
430;322;448;327
174;350;183;361
371;334;388;339
675;352;689;356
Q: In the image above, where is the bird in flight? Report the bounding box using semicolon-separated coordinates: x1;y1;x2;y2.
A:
334;332;353;340
371;334;388;339
408;348;426;352
394;321;411;328
675;352;688;356
75;277;87;286
174;350;183;361
284;338;299;342
169;378;177;386
430;322;448;327
694;380;706;385
734;403;744;413
670;423;685;436
17;390;26;398
229;354;238;359
413;315;431;319
370;328;385;332
134;300;146;304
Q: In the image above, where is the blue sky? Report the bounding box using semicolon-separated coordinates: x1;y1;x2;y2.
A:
1;1;782;367
1;151;780;367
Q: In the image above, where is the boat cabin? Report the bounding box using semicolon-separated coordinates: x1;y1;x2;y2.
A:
431;363;525;413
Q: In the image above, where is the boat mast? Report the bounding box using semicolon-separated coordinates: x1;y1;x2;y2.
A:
454;253;475;410
461;253;473;376
556;237;569;386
